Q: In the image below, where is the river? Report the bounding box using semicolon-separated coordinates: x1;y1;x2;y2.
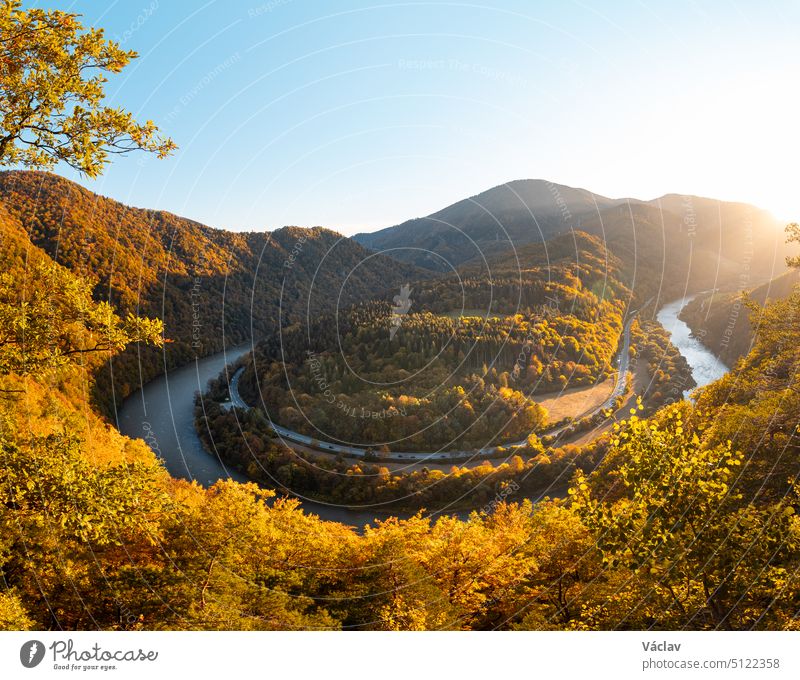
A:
116;297;728;529
656;296;730;395
115;343;384;528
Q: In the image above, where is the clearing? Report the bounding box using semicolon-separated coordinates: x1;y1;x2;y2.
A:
533;377;615;423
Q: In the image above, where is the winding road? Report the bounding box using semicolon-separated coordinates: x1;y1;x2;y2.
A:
225;311;639;463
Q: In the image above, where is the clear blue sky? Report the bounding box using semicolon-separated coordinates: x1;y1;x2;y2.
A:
31;0;800;234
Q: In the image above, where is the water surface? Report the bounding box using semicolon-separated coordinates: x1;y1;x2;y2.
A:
656;296;729;396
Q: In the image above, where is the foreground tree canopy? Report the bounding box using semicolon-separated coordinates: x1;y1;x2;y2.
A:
0;0;175;176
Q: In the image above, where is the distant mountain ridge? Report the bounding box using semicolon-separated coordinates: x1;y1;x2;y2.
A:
2;171;794;412
355;180;626;270
354;179;793;304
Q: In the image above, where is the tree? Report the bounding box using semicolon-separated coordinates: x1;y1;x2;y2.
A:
0;590;33;630
0;431;169;628
0;261;163;377
0;1;175;176
512;502;601;629
360;516;461;630
786;222;800;268
526;433;545;457
570;403;799;629
159;481;344;630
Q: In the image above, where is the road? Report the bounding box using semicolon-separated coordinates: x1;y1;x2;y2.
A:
604;306;635;407
226;311;639;462
227;368;249;409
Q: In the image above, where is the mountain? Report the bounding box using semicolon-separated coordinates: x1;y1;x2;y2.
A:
354;180;794;304
0;171;426;410
354;180;625;271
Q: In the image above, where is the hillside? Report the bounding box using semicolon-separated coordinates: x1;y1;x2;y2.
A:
1;176;799;631
693;285;800;502
355;180;624;271
0;171;426;410
354;180;793;305
679;268;800;365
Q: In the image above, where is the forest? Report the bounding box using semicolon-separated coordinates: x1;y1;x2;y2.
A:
3;184;799;630
237;232;628;452
196;317;696;512
1;251;798;630
195;395;593;511
1;175;799;631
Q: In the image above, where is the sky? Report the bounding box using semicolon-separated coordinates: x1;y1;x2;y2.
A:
28;0;800;235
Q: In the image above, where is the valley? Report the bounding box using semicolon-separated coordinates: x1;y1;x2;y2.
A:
71;171;783;517
2;171;798;630
122;291;720;526
233;231;628;456
0;171;425;414
3;0;800;637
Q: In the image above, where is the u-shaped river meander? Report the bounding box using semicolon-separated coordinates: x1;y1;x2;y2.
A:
116;296;729;528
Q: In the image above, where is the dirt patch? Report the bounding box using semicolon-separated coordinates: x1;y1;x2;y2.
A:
533;377;615;423
565;365;648;447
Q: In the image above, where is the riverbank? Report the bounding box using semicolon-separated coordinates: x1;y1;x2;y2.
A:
115;344;392;527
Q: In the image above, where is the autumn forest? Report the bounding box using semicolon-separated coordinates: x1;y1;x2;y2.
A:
1;0;799;639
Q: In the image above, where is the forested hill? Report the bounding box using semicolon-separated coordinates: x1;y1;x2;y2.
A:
354;179;791;302
3;178;800;630
679;268;800;366
354;180;623;269
0;171;425;410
